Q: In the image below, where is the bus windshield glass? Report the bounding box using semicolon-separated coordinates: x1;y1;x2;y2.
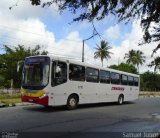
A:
22;57;50;90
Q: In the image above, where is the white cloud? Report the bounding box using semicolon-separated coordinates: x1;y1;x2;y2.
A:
0;0;58;51
0;13;55;49
0;0;59;19
101;21;160;73
103;24;120;40
0;2;93;62
47;31;96;63
0;0;96;64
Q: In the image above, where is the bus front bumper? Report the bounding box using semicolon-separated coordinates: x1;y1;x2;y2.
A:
21;95;48;106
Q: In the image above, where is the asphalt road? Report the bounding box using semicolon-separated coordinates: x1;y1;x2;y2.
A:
0;97;160;138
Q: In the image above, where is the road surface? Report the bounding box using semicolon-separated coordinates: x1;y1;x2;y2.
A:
0;97;160;138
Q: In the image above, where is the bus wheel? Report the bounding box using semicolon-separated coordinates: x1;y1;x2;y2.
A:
118;95;124;105
67;95;78;110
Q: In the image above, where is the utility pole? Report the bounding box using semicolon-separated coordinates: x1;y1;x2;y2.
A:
82;33;98;62
118;57;120;65
82;40;85;62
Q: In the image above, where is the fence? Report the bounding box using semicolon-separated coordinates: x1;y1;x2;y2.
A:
140;88;160;92
0;88;21;96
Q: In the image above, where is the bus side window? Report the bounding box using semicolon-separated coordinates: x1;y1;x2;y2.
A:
111;72;120;85
86;67;99;83
69;64;85;81
128;76;134;86
134;77;139;86
51;61;67;86
121;74;128;85
99;70;110;84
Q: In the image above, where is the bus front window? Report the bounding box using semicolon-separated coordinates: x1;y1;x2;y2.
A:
22;57;50;90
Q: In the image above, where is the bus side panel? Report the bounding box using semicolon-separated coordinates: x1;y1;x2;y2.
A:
125;86;139;101
48;81;88;106
47;83;139;106
48;83;69;106
98;83;112;103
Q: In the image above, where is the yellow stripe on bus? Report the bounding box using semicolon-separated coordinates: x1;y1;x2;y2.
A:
21;88;45;97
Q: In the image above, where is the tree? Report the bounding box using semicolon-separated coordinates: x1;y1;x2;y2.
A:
124;50;145;72
0;45;48;88
109;63;138;74
140;71;160;91
148;57;160;72
94;40;112;67
27;0;160;54
124;50;137;65
135;50;146;72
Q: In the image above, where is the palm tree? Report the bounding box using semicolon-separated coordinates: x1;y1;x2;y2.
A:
148;57;160;72
124;50;145;72
135;50;145;72
94;40;113;67
124;50;137;65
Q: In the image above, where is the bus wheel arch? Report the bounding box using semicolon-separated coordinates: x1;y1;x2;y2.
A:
67;94;79;110
118;94;124;105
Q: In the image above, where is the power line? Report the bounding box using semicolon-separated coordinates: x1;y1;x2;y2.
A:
48;52;81;59
0;25;82;43
0;25;48;37
0;42;100;66
0;40;80;54
0;42;81;58
0;35;42;46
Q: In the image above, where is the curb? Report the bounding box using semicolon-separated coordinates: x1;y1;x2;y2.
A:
0;102;34;108
0;103;6;108
15;102;34;106
0;103;15;108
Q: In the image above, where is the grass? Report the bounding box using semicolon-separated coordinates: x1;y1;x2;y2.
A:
0;98;21;104
139;92;160;97
0;94;20;99
0;93;21;106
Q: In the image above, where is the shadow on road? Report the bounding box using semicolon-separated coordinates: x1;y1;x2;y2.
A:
22;105;67;113
78;101;134;109
22;101;135;113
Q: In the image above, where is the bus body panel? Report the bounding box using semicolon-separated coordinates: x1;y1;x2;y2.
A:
47;82;139;106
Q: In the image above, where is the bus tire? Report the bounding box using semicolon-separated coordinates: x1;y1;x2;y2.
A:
118;95;124;105
67;95;78;110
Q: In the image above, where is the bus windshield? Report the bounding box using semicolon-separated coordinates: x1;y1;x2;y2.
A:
22;57;50;90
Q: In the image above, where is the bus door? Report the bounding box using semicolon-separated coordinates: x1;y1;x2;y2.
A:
51;61;67;105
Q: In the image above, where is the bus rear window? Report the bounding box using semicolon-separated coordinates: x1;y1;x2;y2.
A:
134;77;139;86
121;74;128;85
128;76;134;86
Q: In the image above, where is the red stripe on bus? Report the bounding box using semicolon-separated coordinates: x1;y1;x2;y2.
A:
111;87;125;91
21;95;48;106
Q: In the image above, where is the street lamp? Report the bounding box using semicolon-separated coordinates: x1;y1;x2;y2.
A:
82;33;98;62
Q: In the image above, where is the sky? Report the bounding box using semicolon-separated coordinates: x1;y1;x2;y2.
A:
0;0;160;73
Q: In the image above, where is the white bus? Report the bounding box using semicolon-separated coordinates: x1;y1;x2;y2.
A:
21;55;140;109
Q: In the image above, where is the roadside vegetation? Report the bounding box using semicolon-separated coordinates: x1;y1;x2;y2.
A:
0;45;48;88
0;92;21;107
139;92;160;98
